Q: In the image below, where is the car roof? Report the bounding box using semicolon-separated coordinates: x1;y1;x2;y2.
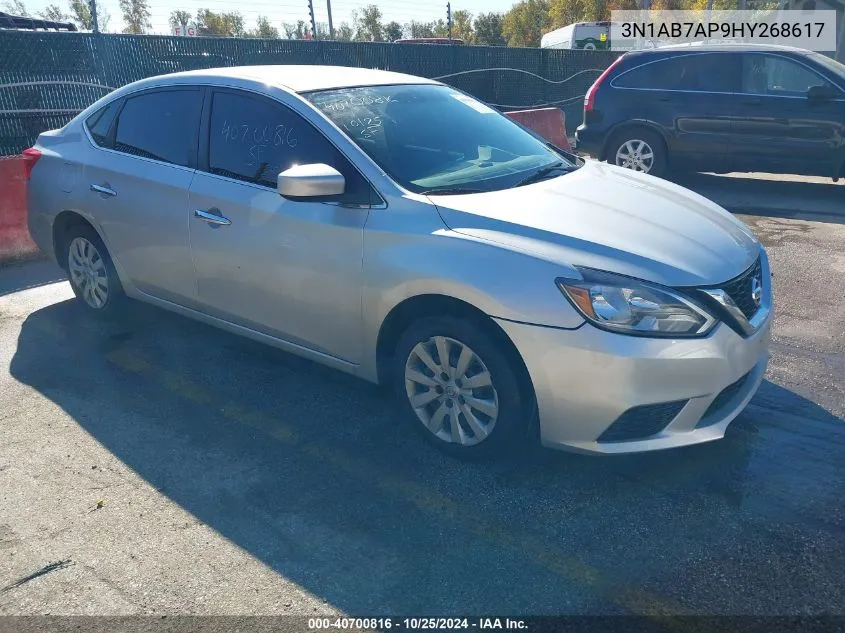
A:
629;42;814;55
158;65;437;93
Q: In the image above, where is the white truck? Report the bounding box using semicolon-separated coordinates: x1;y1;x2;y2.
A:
541;21;663;51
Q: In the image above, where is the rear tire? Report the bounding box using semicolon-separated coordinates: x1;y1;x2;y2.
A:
392;315;531;460
64;224;126;319
607;128;668;178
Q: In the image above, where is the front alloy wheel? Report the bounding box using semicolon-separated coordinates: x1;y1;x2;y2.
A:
393;316;531;459
404;336;499;446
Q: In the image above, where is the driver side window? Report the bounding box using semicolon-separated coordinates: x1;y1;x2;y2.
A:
207;90;373;205
741;54;836;97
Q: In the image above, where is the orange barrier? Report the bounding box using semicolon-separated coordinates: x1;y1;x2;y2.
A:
0;156;39;263
505;108;572;152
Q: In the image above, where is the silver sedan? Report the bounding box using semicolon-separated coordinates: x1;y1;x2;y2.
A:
26;65;772;458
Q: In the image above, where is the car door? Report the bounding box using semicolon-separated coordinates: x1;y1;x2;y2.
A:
188;88;375;364
610;52;740;169
729;53;844;175
83;87;202;304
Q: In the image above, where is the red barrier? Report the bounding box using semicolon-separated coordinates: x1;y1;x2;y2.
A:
0;156;38;263
505;108;572;152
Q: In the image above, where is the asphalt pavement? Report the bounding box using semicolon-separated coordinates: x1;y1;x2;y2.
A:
0;173;843;617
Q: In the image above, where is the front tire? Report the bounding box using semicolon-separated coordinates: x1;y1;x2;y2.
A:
392;316;531;460
607;128;667;178
65;224;125;318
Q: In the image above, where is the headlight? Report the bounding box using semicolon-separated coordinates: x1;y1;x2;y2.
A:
556;268;716;337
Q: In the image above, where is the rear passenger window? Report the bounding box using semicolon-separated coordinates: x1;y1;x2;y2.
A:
614;57;690;90
614;54;739;92
113;89;202;167
207;90;372;205
85;101;120;148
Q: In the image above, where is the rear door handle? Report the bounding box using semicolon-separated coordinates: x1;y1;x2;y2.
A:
194;208;232;226
90;183;116;197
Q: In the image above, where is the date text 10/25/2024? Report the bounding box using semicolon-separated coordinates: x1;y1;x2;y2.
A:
308;618;528;630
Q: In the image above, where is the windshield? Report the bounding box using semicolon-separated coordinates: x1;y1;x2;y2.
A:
808;52;845;81
305;84;573;194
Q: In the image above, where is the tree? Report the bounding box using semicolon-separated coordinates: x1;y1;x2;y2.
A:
169;9;192;29
1;0;28;15
38;4;69;21
548;0;592;27
119;0;151;33
501;0;551;47
335;21;354;40
353;4;383;41
282;19;328;38
451;9;474;42
314;21;330;38
473;12;506;45
649;0;684;9
607;0;638;10
68;0;109;31
249;15;279;38
406;20;434;38
196;9;244;36
282;20;308;39
431;18;449;37
384;20;403;42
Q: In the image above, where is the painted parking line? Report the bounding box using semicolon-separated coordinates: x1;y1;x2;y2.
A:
32;312;688;618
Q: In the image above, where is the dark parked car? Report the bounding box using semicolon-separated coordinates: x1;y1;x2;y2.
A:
575;44;845;179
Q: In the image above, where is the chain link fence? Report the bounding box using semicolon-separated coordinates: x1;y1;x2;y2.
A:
0;31;620;156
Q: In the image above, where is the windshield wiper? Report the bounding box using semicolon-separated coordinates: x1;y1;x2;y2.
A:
419;187;486;196
515;162;574;188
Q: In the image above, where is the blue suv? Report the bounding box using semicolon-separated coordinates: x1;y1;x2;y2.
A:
574;44;845;180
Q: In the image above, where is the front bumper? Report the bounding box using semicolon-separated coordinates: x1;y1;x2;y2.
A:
496;315;771;454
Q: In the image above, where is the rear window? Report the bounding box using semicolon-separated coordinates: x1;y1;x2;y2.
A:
613;53;739;93
84;101;120;148
113;89;202;167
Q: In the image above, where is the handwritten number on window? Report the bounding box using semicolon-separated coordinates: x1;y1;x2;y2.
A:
343;116;381;140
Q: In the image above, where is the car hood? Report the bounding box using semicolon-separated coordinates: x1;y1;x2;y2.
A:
428;160;760;287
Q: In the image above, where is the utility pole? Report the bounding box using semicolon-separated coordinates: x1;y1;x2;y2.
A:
447;2;452;40
89;0;99;33
307;0;317;39
326;0;334;39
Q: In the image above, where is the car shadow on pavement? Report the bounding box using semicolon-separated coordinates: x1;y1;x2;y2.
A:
669;172;845;224
9;299;845;615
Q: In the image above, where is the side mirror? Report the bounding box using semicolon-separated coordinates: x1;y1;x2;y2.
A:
807;85;839;101
277;163;345;199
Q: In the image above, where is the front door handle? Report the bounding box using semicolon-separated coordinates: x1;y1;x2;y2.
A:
90;183;116;197
194;208;232;226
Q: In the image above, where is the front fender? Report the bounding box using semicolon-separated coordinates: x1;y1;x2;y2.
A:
360;225;585;382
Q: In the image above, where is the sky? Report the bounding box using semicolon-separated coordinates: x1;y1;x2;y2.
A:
14;0;518;35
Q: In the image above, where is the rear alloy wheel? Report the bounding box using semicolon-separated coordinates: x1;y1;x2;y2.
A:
609;128;667;178
65;225;125;317
393;316;530;459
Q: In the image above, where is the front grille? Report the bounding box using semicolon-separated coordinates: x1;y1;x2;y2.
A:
696;372;751;428
721;258;762;320
598;400;687;443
